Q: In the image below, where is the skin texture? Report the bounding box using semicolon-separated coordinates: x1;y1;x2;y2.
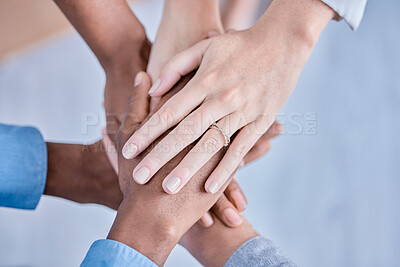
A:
45;141;122;210
122;0;335;196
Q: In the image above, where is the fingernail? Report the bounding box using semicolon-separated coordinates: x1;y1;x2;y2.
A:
134;72;142;87
148;78;161;94
122;143;138;159
134;166;150;184
201;212;214;227
231;190;247;211
164;176;181;193
224;208;242;226
208;181;219;194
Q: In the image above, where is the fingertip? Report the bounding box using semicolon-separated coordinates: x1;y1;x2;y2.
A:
162;176;182;194
122;142;138;159
148;78;161;96
205;180;220;194
230;190;247;212
223;208;242;227
200;212;214;227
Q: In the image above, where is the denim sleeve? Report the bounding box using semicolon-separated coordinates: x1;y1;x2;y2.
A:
321;0;367;30
224;236;296;267
0;124;47;209
81;239;157;267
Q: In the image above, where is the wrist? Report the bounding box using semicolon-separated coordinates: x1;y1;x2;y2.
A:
162;0;223;38
180;217;258;266
108;197;180;266
45;142;84;199
102;29;150;77
251;0;335;56
45;141;121;209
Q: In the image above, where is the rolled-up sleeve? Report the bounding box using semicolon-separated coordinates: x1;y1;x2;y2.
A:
0;124;47;209
322;0;367;30
225;236;296;267
81;239;157;267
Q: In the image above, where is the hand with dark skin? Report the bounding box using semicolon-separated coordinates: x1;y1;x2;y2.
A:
44;141;121;210
106;72;281;265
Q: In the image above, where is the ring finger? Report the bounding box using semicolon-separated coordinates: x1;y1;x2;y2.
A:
162;112;247;194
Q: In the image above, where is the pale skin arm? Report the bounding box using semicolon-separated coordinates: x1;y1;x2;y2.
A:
122;0;335;195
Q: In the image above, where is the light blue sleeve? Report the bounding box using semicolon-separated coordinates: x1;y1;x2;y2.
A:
321;0;367;30
225;236;296;267
81;239;157;267
0;124;47;210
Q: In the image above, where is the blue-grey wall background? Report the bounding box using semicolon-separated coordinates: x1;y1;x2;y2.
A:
0;0;399;266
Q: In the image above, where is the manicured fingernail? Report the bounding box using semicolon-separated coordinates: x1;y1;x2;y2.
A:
231;190;247;211
122;143;138;159
148;78;161;94
201;212;214;227
134;72;142;87
164;176;181;193
224;208;242;226
208;181;219;194
134;166;150;184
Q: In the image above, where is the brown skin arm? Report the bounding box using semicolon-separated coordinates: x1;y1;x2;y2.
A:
53;0;151;141
45;141;122;210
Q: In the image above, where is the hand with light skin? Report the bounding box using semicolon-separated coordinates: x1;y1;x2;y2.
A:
122;0;335;195
105;71;280;265
102;70;281;229
146;0;223;109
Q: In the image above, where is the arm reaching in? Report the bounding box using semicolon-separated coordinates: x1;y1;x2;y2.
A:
54;0;150;141
122;0;335;195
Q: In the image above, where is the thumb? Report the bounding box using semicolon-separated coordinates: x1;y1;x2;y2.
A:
148;39;212;97
118;72;151;148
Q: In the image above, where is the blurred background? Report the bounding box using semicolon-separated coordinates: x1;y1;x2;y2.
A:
0;0;399;266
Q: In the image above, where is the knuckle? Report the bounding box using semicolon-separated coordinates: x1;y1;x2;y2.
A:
232;144;248;159
147;153;163;166
218;165;231;180
203;135;222;153
159;106;175;124
174;125;196;144
220;88;239;106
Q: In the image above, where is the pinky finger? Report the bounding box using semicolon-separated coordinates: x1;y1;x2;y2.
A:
205;124;263;194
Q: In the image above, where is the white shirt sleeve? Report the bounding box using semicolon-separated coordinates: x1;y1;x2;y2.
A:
321;0;367;30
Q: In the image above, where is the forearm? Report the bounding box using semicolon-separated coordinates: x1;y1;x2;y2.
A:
54;0;147;73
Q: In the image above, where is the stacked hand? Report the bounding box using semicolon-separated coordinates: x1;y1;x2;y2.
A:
107;71;278;265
